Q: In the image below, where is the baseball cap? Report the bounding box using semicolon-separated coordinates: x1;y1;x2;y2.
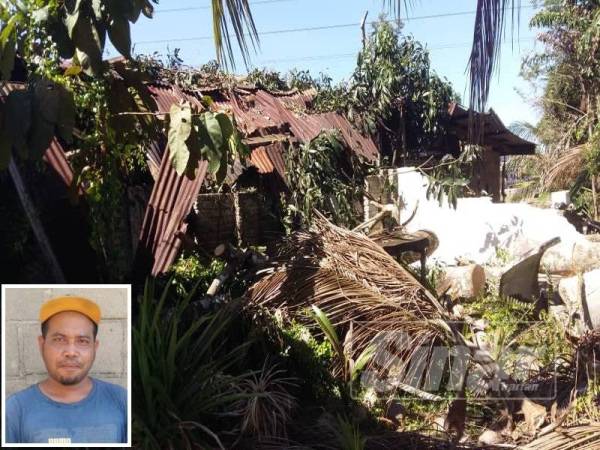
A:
39;296;102;325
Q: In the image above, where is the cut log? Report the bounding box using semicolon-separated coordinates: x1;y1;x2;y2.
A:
436;264;486;301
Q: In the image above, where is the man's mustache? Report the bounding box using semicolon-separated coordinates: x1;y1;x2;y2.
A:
58;362;82;368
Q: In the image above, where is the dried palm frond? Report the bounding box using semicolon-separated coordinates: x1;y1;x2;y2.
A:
275;214;446;317
543;145;585;191
522;424;600;450
246;214;453;387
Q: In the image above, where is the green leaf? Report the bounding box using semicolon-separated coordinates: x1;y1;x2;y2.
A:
92;0;103;21
107;15;131;58
64;0;82;37
64;65;82;76
215;141;228;184
49;20;76;59
168;103;193;176
142;0;154;19
311;305;344;361
34;80;61;124
66;5;105;75
0;17;17;80
351;345;375;382
202;112;223;150
4;90;31;157
28;116;55;159
215;113;233;141
57;86;76;144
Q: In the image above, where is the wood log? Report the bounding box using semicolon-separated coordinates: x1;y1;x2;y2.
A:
437;264;485;301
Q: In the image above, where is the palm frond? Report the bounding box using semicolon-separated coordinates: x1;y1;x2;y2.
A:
522;425;600;450
543;145;585;191
508;120;541;146
382;0;418;19
246;214;452;389
468;0;520;116
211;0;259;70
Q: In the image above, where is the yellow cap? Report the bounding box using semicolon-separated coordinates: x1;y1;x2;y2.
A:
39;296;101;325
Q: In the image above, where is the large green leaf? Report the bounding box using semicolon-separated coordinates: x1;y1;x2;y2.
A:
202;112;223;150
64;0;82;37
200;112;223;174
168;103;193;176
4;90;31;157
28;115;55;159
107;15;131;58
91;0;103;21
34;80;61;124
0;16;17;80
215;113;233;140
66;4;105;76
49;19;76;59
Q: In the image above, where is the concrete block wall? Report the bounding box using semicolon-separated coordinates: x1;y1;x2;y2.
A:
4;286;128;398
194;193;236;250
193;192;281;251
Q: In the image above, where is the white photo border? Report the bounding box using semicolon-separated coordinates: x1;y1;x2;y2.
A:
1;284;132;448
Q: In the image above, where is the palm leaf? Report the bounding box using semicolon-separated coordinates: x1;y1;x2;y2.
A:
246;213;453;392
522;425;600;450
468;0;520;117
211;0;259;70
543;144;585;191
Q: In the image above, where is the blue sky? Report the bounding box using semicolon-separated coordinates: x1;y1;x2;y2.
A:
114;0;544;126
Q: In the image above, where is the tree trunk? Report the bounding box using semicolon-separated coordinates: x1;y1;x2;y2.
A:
593;175;598;221
8;159;66;282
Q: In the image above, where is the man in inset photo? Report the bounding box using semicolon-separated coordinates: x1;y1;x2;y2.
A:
5;295;127;444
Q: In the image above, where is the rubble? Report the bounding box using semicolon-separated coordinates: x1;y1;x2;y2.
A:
381;168;600;274
557;269;600;332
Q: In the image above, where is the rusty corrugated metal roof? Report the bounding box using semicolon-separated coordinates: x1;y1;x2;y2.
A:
250;147;275;174
139;78;377;275
448;102;536;155
147;82;377;182
136;84;214;276
138;147;208;276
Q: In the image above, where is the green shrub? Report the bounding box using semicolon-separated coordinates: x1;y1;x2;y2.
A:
133;278;254;449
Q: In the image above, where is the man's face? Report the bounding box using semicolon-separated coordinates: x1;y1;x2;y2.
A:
38;311;99;386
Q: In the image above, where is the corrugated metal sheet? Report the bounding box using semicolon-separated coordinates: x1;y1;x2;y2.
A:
249;147;275;174
250;90;378;162
147;84;204;116
1;82;78;191
138;147;208;276
147;84;378;183
265;141;286;178
448;102;536;155
315;112;379;161
136;84;215;276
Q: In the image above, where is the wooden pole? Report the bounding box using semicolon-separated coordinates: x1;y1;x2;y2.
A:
8;159;66;282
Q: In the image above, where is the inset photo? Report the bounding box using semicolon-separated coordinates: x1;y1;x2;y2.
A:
1;285;131;447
